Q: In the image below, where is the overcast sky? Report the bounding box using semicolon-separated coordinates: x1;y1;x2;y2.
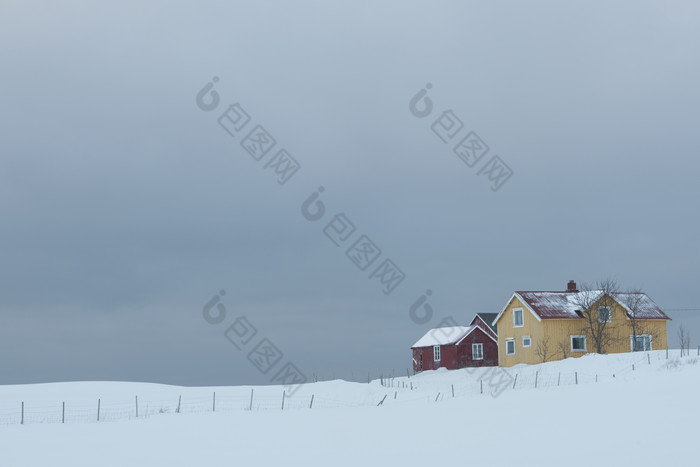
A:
1;0;699;387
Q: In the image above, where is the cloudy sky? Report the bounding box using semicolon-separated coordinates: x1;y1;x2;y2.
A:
1;0;699;387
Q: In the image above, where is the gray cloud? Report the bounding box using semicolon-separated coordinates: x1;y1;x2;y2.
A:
1;0;699;386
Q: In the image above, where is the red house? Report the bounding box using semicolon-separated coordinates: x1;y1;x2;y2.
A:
411;320;498;372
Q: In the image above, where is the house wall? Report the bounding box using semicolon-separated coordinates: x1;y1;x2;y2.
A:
440;342;467;370
471;316;498;341
412;327;498;372
412;344;464;371
496;295;669;367
542;297;669;357
458;327;498;367
412;346;434;372
496;296;549;367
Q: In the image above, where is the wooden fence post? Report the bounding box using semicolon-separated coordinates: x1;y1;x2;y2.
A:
535;371;538;388
21;402;24;425
281;391;285;411
451;384;454;397
480;380;483;394
97;399;101;422
136;396;139;418
648;353;651;365
177;396;181;414
394;391;397;399
62;402;65;424
435;392;440;402
406;368;410;379
512;374;518;389
377;395;387;406
575;372;578;384
249;389;254;411
309;395;314;409
557;372;561;386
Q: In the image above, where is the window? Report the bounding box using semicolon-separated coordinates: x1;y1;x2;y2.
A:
472;343;484;360
598;306;611;323
522;336;531;348
506;339;515;355
571;335;587;352
631;335;652;351
513;308;524;327
433;345;441;361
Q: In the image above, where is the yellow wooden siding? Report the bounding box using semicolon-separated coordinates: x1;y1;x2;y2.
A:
496;294;669;367
496;296;547;366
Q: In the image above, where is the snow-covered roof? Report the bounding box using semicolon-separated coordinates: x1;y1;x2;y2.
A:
493;290;670;325
457;324;498;344
411;325;497;348
612;292;670;319
515;290;601;319
472;313;498;334
411;326;473;348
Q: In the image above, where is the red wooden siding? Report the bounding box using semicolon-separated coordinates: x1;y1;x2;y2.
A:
412;326;498;372
470;315;498;341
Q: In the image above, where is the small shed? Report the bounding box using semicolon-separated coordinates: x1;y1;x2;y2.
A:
411;324;498;372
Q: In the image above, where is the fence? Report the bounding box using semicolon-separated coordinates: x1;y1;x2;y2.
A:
1;348;696;426
0;390;378;426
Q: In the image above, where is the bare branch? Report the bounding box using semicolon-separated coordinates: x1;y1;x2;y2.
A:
571;278;620;354
535;337;551;363
557;340;569;360
678;324;691;356
620;288;647;351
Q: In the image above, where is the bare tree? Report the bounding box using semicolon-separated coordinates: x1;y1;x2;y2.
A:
571;278;620;354
619;288;653;352
535;337;551;363
557;340;569;360
678;324;690;356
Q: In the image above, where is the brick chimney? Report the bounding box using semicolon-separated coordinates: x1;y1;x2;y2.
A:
567;280;578;293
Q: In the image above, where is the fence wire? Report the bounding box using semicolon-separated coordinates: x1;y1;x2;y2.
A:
1;350;695;426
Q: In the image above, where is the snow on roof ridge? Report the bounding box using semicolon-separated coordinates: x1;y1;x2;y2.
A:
411;325;474;348
516;289;604;294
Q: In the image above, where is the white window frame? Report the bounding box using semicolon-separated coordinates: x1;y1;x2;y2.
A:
630;334;652;351
472;343;484;360
522;336;531;348
513;308;524;328
571;335;587;353
598;306;611;323
433;345;441;362
506;338;515;355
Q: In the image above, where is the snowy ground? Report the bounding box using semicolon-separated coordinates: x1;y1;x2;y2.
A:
1;350;698;466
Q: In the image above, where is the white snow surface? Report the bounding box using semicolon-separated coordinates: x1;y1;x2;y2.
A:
1;350;698;466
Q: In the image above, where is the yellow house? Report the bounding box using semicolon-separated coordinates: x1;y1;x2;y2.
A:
493;280;671;367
